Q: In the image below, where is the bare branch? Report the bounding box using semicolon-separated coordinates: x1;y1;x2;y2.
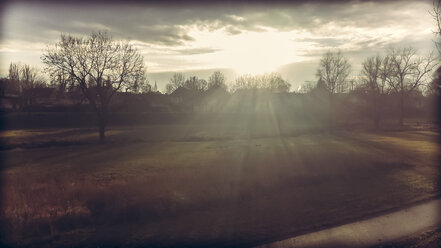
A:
41;31;146;141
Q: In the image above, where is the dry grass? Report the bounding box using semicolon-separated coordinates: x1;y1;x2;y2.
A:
0;125;440;247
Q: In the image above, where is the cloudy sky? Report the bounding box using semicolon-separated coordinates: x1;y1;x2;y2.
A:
0;0;436;91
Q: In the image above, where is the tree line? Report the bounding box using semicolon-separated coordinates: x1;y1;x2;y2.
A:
164;71;290;94
314;48;437;131
0;31;439;140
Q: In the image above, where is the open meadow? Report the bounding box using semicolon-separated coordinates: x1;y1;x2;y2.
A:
1;121;440;247
2;0;441;247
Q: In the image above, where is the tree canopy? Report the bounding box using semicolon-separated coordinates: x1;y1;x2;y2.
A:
41;31;147;140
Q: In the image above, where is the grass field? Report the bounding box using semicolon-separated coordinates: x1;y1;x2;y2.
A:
0;123;440;247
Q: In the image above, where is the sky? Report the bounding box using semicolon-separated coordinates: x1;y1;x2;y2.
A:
0;0;437;91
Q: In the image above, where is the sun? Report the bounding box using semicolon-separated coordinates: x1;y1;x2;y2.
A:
184;26;305;76
231;50;284;75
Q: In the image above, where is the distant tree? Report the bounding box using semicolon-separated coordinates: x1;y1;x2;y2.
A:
42;31;146;141
360;55;393;129
265;73;291;93
428;67;441;96
386;47;437;125
140;82;152;93
166;74;209;93
166;73;185;94
49;71;74;97
8;63;21;94
8;63;20;85
432;0;441;54
310;77;330;96
21;64;41;106
124;75;149;94
208;71;227;90
8;62;45;108
316;51;351;95
430;1;441;120
298;81;315;93
232;74;257;91
231;73;290;93
316;51;351;130
348;78;357;92
183;76;207;91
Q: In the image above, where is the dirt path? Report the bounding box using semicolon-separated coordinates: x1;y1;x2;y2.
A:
256;198;441;248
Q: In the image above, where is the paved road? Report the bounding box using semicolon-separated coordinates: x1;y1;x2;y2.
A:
256;198;441;248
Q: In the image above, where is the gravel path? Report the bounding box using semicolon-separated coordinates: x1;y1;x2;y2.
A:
257;198;441;248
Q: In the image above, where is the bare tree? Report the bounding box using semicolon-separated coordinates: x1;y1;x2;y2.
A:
166;74;208;93
232;74;259;91
316;51;351;95
139;80;152;93
231;73;290;93
208;71;226;90
21;64;41;106
316;51;351;130
50;71;71;96
387;47;437;125
264;73;291;93
184;76;207;91
166;73;185;94
9;63;20;81
124;75;150;94
8;63;45;108
432;0;441;53
8;63;21;93
428;67;441;96
430;0;441;104
360;55;392;129
42;31;146;141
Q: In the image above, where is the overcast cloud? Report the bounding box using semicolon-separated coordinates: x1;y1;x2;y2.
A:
0;0;436;90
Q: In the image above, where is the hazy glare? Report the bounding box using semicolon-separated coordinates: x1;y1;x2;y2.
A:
0;0;435;90
1;1;441;247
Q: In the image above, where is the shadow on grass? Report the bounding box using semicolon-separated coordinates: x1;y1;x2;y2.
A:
1;124;440;247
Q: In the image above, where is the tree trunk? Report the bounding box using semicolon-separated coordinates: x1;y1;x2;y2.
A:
399;93;404;126
95;100;108;142
99;123;105;142
97;112;107;142
373;96;380;130
328;93;333;133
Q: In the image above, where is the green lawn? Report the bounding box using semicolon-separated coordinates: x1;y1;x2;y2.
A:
1;125;440;247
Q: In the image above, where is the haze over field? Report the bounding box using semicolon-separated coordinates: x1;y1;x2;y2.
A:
1;0;441;247
0;0;435;91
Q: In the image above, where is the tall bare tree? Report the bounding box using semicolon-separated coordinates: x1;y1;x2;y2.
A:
232;73;290;93
432;0;441;53
42;31;146;141
184;76;207;91
166;73;185;94
208;71;226;90
316;51;351;130
316;51;351;95
264;73;291;93
8;63;21;93
428;67;441;96
360;55;393;129
8;62;45;108
387;47;437;125
50;71;69;95
8;63;20;82
430;0;441;109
